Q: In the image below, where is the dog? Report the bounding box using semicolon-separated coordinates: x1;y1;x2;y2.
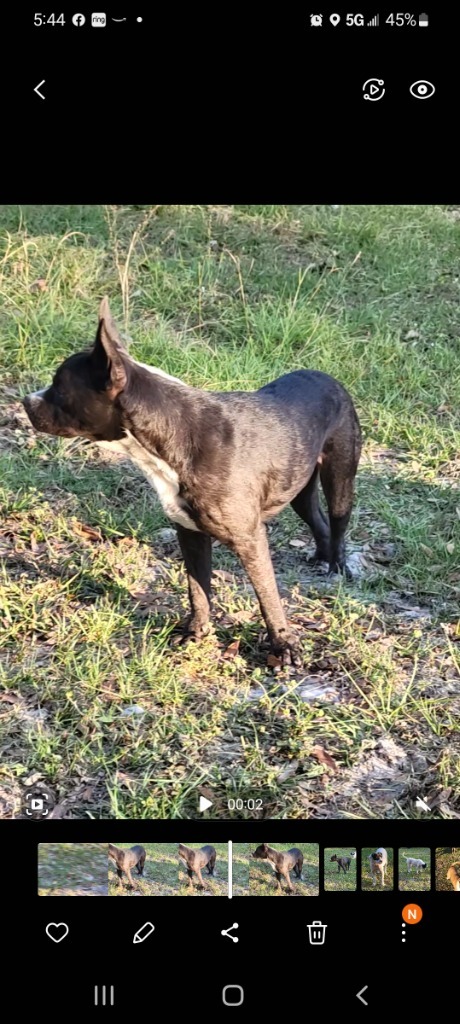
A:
369;847;388;887
22;298;361;668
446;864;460;891
252;843;304;893
178;844;217;889
402;854;427;874
108;844;146;888
330;853;351;874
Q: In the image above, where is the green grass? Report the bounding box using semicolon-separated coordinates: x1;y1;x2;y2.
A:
178;842;228;896
398;847;431;891
108;842;179;896
38;842;107;895
324;848;357;891
361;847;395;891
1;204;460;821
233;843;250;896
435;847;460;891
248;843;319;896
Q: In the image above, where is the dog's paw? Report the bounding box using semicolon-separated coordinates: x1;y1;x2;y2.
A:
270;636;303;670
307;549;330;567
174;616;211;642
328;561;353;581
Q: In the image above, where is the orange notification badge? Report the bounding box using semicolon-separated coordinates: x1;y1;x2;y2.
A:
402;904;423;924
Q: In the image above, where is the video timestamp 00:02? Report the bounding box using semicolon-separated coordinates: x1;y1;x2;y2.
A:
227;798;264;811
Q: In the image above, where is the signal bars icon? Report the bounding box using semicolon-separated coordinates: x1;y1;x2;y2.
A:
367;13;379;26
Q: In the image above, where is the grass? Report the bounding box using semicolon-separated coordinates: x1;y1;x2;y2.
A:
38;842;107;895
435;847;460;891
108;842;180;896
398;847;431;891
233;843;250;896
324;848;357;891
361;847;394;891
178;842;228;896
1;204;459;821
248;843;319;896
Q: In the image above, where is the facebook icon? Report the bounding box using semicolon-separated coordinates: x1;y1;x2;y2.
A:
72;13;86;26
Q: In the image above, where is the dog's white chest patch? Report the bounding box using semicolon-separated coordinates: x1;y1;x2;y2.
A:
100;431;199;532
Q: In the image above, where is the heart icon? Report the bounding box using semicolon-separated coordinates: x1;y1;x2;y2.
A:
46;922;69;944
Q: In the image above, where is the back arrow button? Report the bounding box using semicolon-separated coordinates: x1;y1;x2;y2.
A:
34;80;46;100
356;985;368;1006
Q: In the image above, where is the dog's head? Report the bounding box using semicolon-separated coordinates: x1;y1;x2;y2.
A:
252;843;269;860
330;854;338;862
371;852;383;863
23;298;129;442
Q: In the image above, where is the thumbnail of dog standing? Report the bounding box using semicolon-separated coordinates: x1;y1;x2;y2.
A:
22;297;361;669
401;853;427;874
369;847;388;888
252;843;304;894
330;853;353;873
108;844;146;888
178;844;217;890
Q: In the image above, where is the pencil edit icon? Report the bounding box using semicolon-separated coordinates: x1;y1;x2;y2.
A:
133;922;155;945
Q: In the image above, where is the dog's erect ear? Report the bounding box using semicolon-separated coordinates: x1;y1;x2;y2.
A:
94;296;128;398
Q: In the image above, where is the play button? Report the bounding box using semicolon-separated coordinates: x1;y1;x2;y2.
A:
362;78;385;101
199;795;213;812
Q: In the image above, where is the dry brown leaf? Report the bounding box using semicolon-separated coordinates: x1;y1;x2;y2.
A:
223;639;241;659
48;803;67;818
267;653;283;669
72;521;103;542
310;745;339;772
0;692;21;704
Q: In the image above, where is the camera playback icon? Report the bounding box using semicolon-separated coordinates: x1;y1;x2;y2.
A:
22;786;55;819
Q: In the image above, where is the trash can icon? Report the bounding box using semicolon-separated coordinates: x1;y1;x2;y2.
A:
307;921;327;945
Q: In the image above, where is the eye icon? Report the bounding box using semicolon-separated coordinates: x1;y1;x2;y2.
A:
410;80;435;99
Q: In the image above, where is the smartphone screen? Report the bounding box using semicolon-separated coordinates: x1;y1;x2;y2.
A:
2;7;458;1014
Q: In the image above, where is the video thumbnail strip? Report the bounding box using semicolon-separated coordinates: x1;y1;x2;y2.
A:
37;844;459;896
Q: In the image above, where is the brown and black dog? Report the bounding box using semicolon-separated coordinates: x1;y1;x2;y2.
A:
252;843;304;894
22;298;361;669
108;844;146;888
178;844;217;890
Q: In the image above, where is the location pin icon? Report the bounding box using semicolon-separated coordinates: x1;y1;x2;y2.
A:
330;13;341;25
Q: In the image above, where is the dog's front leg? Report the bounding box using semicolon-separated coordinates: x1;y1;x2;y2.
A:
234;525;302;667
176;525;212;639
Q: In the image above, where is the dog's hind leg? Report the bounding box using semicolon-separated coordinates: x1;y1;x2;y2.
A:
233;524;302;667
176;526;212;639
319;423;361;577
116;869;123;887
291;466;331;563
187;868;194;888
